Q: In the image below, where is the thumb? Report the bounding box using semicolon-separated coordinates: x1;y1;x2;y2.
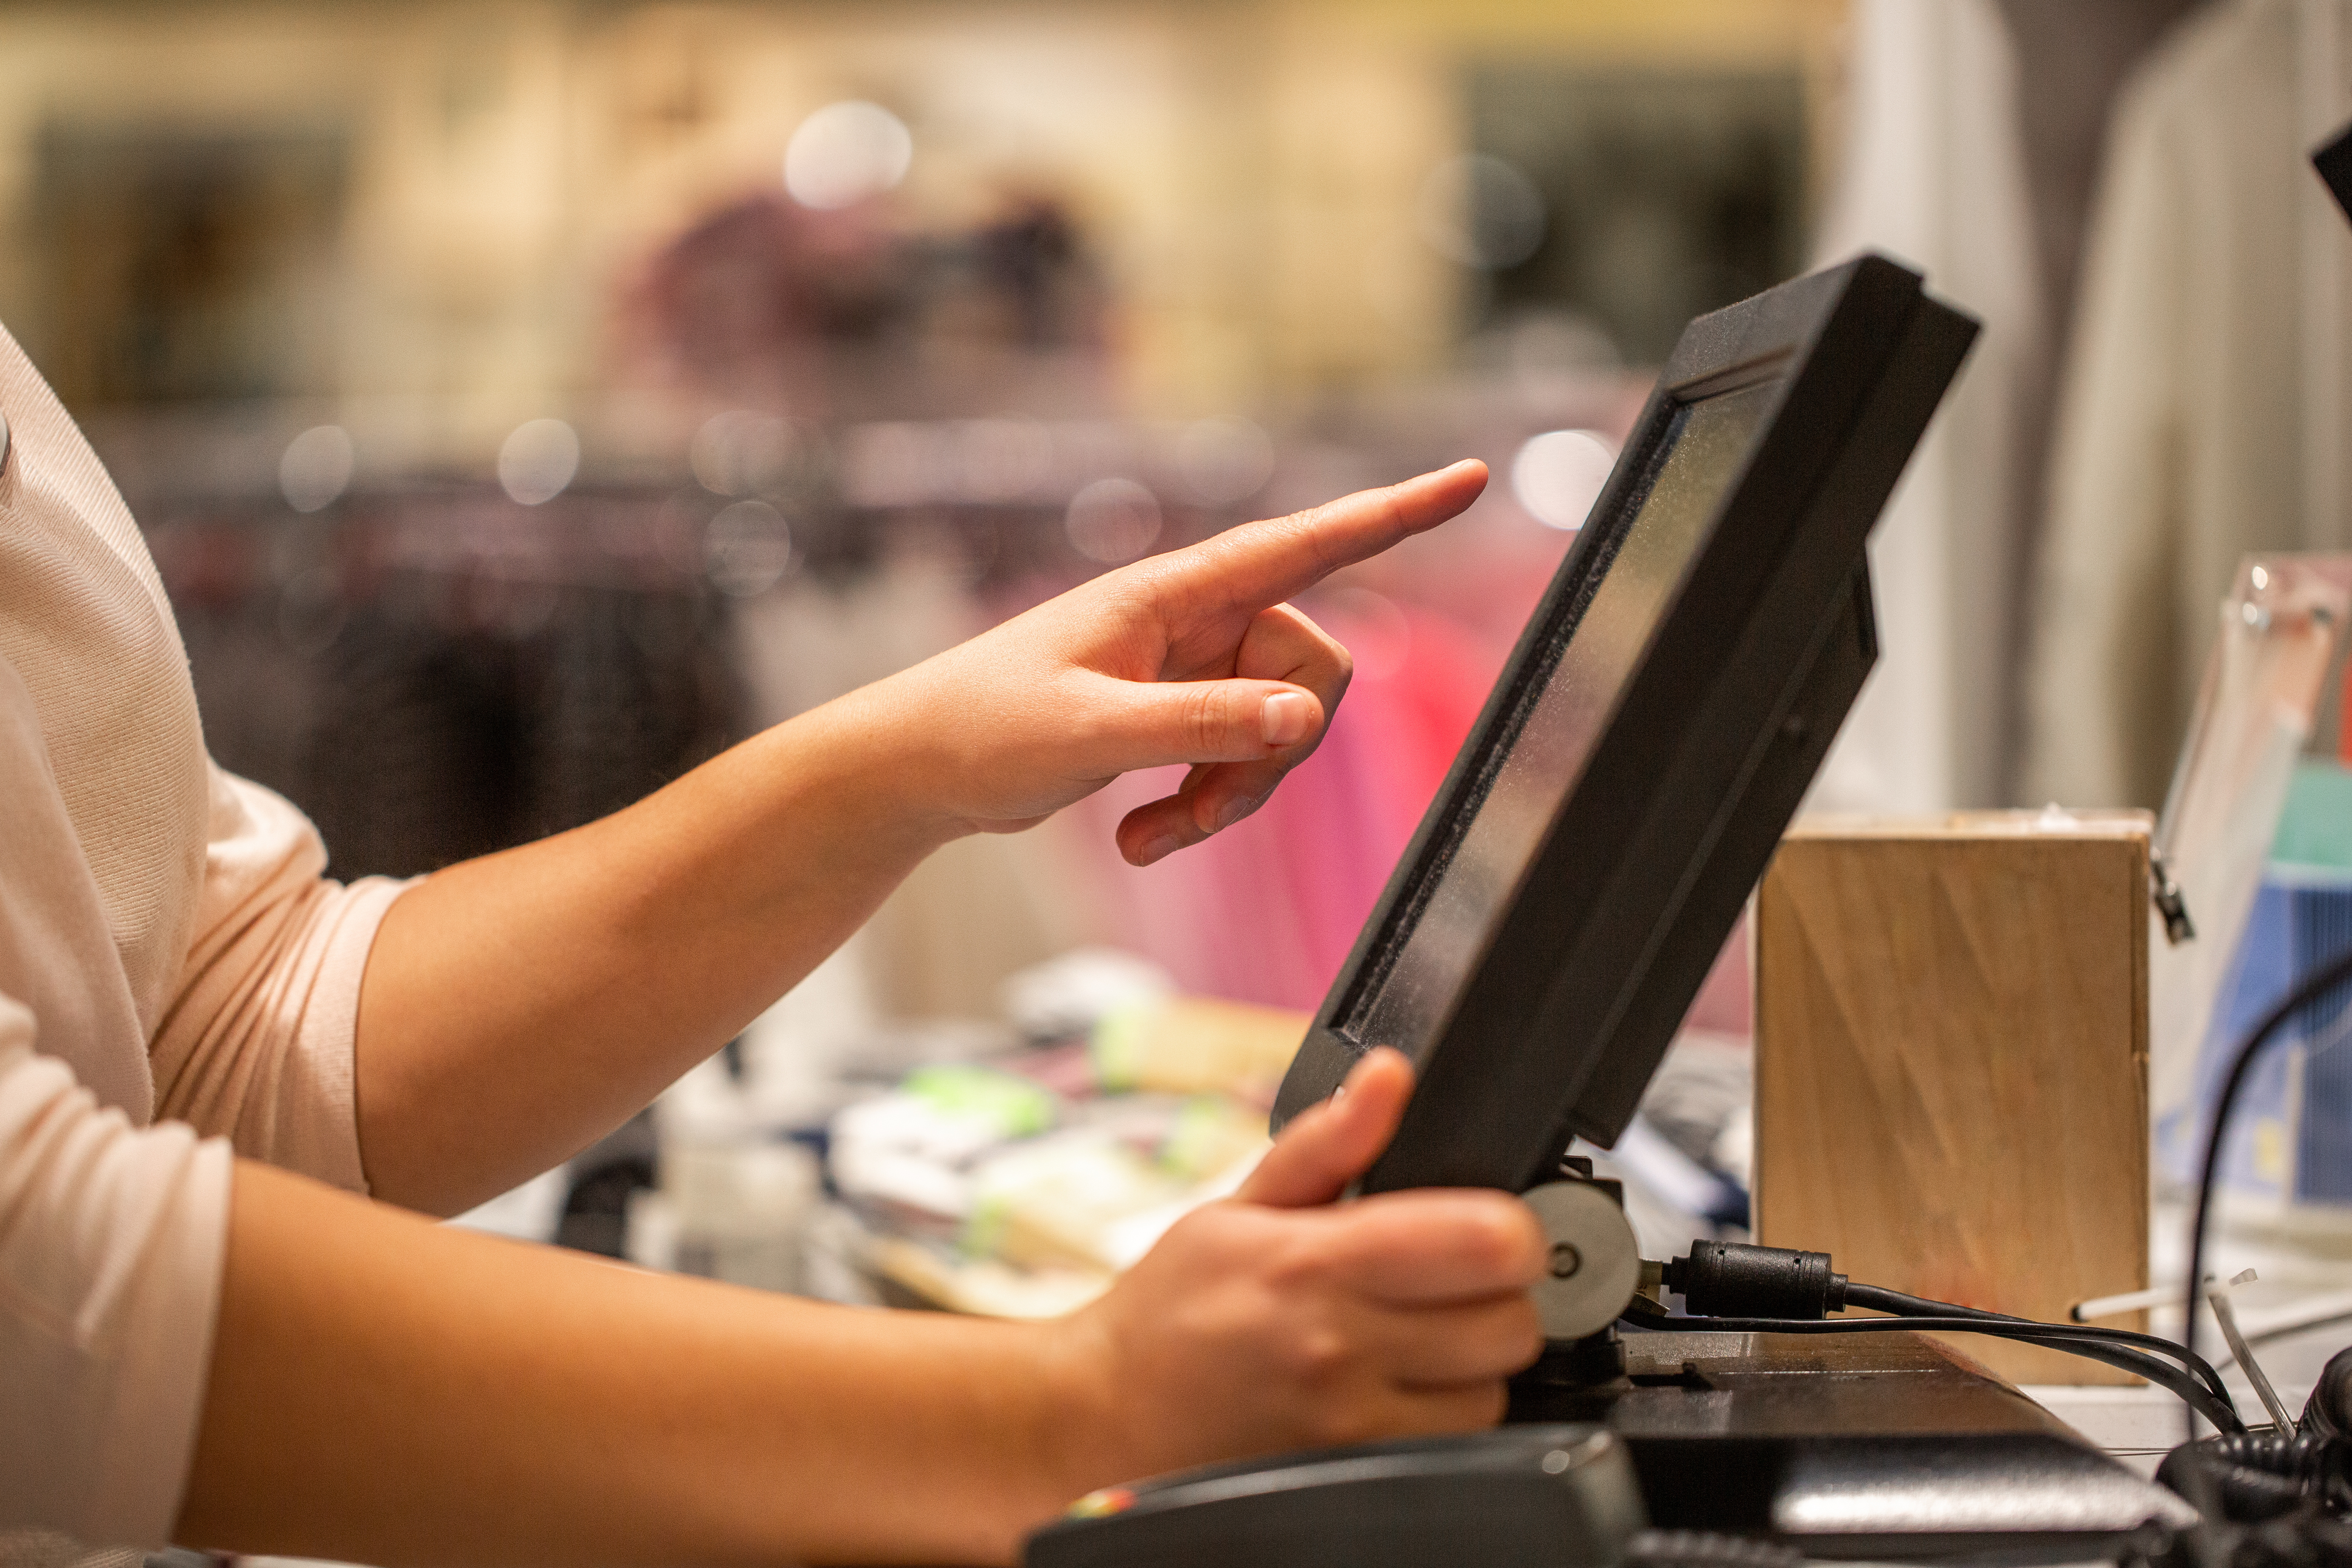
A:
1240;1047;1414;1209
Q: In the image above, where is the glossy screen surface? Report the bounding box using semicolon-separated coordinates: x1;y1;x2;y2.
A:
1337;377;1778;1061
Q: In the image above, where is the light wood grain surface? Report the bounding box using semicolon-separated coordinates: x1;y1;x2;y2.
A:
1754;812;2152;1385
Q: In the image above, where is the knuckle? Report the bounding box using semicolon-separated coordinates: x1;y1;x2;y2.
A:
1272;1227;1345;1290
1283;1319;1354;1384
1183;683;1229;753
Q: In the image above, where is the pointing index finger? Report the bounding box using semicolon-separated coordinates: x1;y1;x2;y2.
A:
1169;460;1488;615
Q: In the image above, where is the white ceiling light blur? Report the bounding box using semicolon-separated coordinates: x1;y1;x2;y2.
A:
1510;430;1617;530
784;100;913;210
499;418;580;506
279;425;355;513
1066;477;1163;564
1416;154;1547;270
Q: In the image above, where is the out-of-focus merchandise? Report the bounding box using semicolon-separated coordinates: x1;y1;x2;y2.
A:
1089;997;1309;1108
154;494;744;881
2149;556;2352;1207
638;1060;823;1292
2026;0;2352;812
1804;0;2041;817
591;947;1305;1316
2187;763;2352;1229
827;984;1293;1319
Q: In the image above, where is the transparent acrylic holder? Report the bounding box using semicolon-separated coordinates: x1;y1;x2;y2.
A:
2150;555;2352;1196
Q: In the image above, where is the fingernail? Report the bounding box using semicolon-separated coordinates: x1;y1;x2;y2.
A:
1215;792;1265;831
1136;833;1182;864
1262;691;1312;745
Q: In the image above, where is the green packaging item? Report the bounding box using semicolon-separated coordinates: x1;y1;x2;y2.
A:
900;1064;1056;1140
2272;759;2352;873
1088;1002;1150;1091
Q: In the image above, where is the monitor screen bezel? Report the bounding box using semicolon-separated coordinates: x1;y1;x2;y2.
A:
1271;253;1978;1196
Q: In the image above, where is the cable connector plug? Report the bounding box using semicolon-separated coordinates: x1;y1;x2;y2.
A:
1661;1240;1849;1320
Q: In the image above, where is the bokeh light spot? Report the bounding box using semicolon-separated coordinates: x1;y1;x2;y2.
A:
705;498;794;597
279;425;355;513
499;418;580;506
1510;429;1616;530
1416;154;1547;271
1066;477;1162;564
784;100;912;211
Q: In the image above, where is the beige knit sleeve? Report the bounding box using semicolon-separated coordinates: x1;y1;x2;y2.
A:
147;766;412;1193
0;1017;230;1548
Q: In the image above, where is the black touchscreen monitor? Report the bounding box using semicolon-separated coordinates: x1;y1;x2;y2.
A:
2318;120;2352;223
1272;254;1978;1196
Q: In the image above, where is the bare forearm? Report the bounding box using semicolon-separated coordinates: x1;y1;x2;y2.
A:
354;684;959;1214
349;464;1488;1215
178;1160;1094;1568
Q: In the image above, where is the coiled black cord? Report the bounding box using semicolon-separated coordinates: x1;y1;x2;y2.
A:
2150;1347;2352;1568
2159;1432;2338;1523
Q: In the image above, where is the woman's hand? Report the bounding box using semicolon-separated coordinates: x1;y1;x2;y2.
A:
356;460;1487;1215
182;1049;1544;1568
1042;1048;1546;1495
883;460;1488;864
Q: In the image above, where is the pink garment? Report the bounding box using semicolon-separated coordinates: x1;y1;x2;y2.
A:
1067;528;1755;1031
1074;600;1503;1010
0;321;408;1552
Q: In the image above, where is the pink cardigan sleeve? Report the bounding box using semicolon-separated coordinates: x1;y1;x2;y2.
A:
147;765;411;1193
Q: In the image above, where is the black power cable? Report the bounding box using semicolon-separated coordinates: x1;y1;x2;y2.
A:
1639;1312;2242;1433
2184;942;2352;1441
1843;1281;2237;1411
1648;1241;2244;1432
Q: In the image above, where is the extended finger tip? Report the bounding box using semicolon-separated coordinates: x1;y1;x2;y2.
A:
1389;460;1488;531
1425;458;1488;498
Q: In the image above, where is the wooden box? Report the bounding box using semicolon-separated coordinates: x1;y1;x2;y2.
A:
1753;812;2152;1385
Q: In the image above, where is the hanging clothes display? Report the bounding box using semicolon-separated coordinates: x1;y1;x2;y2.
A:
160;501;744;883
2025;0;2352;809
1805;0;2045;814
1066;598;1503;1013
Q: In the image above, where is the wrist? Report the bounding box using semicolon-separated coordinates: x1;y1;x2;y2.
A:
1031;1307;1134;1511
771;676;974;859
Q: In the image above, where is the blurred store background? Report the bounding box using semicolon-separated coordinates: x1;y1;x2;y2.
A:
9;0;2349;1314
